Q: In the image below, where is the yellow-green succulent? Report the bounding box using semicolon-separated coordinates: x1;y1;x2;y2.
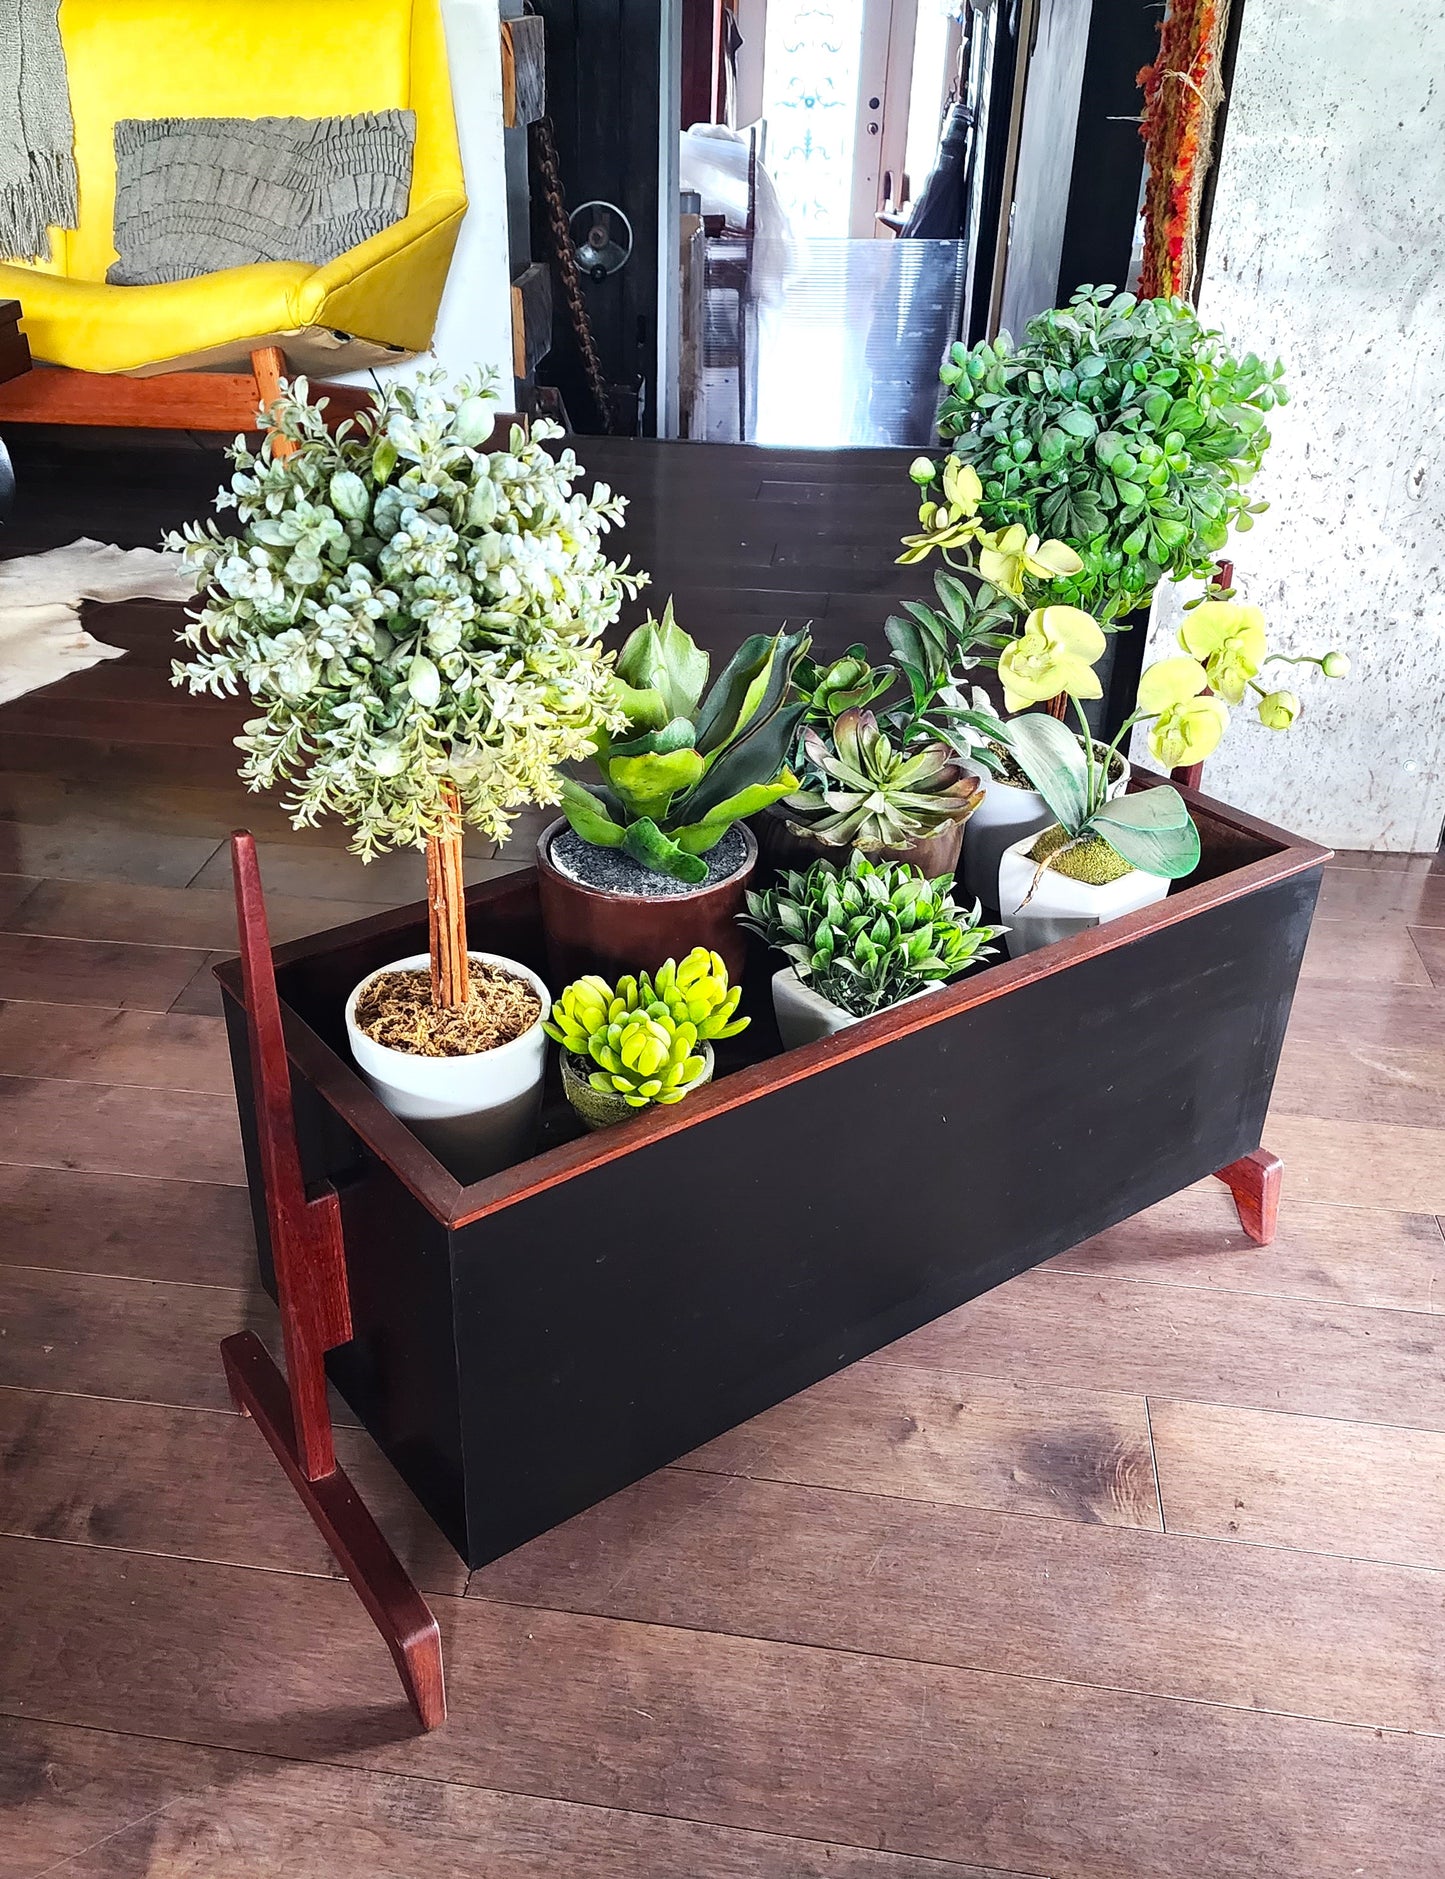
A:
544;948;748;1112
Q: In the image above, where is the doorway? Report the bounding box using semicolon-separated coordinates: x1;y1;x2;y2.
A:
739;0;961;238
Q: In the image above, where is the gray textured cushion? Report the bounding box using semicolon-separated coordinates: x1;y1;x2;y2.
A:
107;111;415;286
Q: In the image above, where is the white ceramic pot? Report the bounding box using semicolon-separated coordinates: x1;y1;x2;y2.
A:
960;774;1053;910
996;831;1168;958
961;755;1128;910
770;966;931;1050
345;951;550;1180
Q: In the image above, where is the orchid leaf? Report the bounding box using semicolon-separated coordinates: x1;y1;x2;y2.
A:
1000;711;1090;833
1091;786;1200;878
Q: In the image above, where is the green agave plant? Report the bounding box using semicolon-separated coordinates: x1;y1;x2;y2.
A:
543;948;749;1108
742;851;1003;1019
560;600;810;883
784;707;985;851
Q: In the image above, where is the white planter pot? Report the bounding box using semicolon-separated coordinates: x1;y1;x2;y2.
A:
996;831;1168;958
770;966;930;1050
961;754;1127;910
960;774;1053;910
345;952;551;1180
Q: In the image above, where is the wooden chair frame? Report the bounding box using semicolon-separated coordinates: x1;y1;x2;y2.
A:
0;344;375;433
223;830;446;1730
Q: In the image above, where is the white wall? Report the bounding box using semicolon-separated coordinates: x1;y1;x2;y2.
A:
1136;0;1445;853
342;0;513;391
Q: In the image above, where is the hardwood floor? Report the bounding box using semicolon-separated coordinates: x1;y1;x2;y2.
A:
1;432;1443;1877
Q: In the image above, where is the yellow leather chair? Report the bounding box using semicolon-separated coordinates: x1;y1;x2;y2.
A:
0;0;467;431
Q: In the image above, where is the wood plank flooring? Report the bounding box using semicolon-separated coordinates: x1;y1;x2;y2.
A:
0;432;1443;1876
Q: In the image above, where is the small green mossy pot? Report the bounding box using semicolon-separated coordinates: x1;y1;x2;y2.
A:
561;1043;715;1131
1027;824;1134;885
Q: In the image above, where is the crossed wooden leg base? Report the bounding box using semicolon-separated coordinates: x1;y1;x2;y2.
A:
221;1331;446;1731
1213;1147;1283;1246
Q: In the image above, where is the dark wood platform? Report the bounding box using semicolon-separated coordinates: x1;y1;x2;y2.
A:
1;431;1444;1876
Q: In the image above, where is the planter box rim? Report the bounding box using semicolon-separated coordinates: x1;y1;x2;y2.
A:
213;772;1331;1236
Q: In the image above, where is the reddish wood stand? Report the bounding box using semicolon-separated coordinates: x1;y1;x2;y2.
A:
1214;1146;1283;1246
1158;558;1283;1240
221;831;446;1730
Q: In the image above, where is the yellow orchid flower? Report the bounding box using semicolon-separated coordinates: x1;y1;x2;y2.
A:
997;606;1106;714
1257;688;1301;729
1178;601;1266;705
978;524;1085;598
1136;655;1210;714
941;457;982;518
896;495;981;565
1148;695;1230;768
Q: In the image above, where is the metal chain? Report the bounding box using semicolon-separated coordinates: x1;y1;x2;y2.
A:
531;115;613;433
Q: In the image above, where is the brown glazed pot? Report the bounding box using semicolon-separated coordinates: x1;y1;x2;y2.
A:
535;818;757;987
753;806;966;884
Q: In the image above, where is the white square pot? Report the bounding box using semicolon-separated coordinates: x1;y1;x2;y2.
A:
961;753;1128;910
770;966;931;1050
996;831;1169;957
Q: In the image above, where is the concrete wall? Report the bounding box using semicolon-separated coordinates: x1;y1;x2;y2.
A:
1135;0;1445;853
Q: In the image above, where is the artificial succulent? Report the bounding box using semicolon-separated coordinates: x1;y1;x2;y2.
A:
544;948;748;1109
784;707;985;851
742;851;1004;1018
559;600;810;882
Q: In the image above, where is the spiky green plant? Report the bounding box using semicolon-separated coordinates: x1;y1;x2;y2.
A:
559;600;810;882
784;707;984;852
742;851;1004;1018
543;948;748;1108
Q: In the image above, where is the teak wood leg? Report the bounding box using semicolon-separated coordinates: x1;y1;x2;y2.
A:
221;1331;445;1731
251;346;295;459
225;830;446;1729
1214;1147;1283;1246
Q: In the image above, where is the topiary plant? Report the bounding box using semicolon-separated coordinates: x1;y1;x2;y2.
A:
169;367;643;1018
559;600;811;883
930;286;1287;623
742;850;1003;1018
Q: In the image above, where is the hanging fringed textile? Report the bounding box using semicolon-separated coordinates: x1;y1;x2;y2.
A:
1136;0;1233;300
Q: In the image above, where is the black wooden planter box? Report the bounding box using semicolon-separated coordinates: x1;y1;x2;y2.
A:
218;779;1327;1569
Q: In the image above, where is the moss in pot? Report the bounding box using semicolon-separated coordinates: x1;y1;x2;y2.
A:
540;602;809;983
168;367;643;1176
961;728;1127;908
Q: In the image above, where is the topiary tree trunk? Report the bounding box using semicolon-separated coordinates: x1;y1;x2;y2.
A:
426;781;470;1009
